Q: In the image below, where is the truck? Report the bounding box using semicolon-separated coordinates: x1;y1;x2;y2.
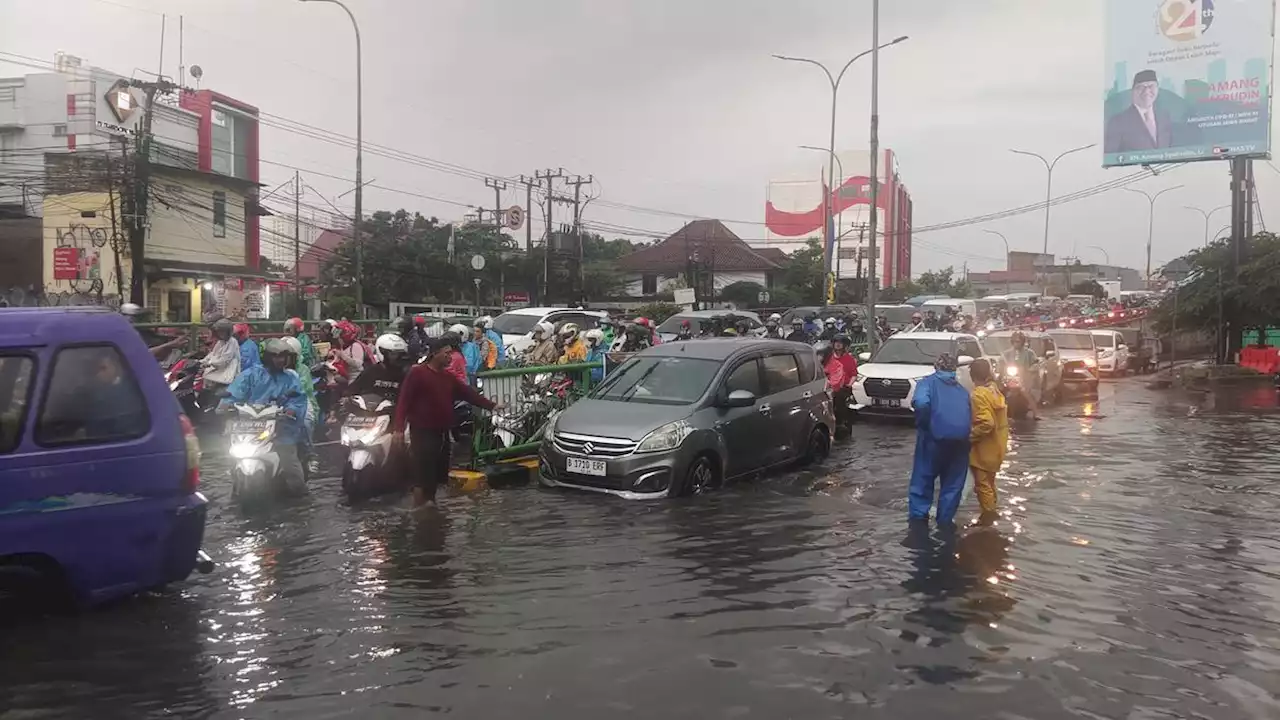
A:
1099;280;1122;303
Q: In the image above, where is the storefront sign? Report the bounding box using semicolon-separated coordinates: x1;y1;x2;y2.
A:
52;247;80;280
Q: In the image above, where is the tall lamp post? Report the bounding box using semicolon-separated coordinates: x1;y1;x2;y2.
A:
1010;143;1095;291
774;32;908;310
800;145;845;296
1123;185;1184;286
982;229;1011;294
300;0;363;318
1184;204;1231;247
1087;244;1111;266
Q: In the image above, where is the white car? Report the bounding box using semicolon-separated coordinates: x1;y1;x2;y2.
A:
491;307;610;355
1090;329;1130;376
850;331;987;418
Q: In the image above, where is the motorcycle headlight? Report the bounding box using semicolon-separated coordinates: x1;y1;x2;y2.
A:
169;380;180;391
229;441;259;459
1005;366;1019;378
636;420;693;453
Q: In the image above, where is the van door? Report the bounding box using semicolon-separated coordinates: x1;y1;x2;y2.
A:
760;351;808;464
716;356;768;477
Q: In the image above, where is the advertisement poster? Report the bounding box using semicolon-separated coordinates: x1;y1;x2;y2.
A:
52;247;80;280
1104;0;1276;167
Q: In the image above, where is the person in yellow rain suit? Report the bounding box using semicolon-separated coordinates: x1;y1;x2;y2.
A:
557;323;587;364
968;359;1009;518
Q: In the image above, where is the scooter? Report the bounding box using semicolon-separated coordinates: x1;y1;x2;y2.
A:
167;352;221;425
339;393;401;500
999;367;1033;420
491;373;573;449
226;401;304;505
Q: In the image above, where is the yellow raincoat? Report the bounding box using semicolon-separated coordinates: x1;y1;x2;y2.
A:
969;381;1009;513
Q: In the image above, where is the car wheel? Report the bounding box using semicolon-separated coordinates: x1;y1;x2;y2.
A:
0;560;69;614
800;426;831;466
675;454;719;497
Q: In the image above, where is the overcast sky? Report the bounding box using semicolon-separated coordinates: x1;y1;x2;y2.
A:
3;0;1276;276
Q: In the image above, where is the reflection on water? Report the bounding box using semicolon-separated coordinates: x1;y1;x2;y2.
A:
4;379;1280;718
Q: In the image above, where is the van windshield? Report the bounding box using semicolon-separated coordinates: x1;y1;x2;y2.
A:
491;313;541;335
1049;332;1096;350
870;337;954;365
592;356;720;405
1092;333;1115;347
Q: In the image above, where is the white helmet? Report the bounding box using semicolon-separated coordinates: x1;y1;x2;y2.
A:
768;313;781;323
584;328;604;346
559;322;580;340
478;315;494;330
281;336;303;359
448;323;469;337
534;321;554;338
120;303;143;317
374;333;409;363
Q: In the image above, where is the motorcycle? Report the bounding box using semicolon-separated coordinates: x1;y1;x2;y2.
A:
226;401;304;505
490;373;573;449
339;392;402;500
167;352;221;426
999;366;1033;420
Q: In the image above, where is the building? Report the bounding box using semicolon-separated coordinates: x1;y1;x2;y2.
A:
0;53;266;319
615;219;779;303
966;252;1144;297
762;148;913;287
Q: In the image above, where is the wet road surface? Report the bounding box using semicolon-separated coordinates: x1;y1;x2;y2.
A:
5;375;1280;719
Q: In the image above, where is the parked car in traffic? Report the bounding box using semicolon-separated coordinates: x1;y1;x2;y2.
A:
493;307;610;355
539;339;835;499
0;307;211;611
1090;329;1130;376
982;329;1064;404
657;309;764;341
850;331;986;418
1046;329;1100;394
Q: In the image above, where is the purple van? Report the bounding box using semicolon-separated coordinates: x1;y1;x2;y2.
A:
0;307;211;609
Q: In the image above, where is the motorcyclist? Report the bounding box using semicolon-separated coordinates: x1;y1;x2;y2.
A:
634;317;661;345
673;319;695;342
803;313;820;337
847;312;865;344
598;317;618;349
785;317;809;343
768;312;783;326
443;327;470;383
524;321;560;366
201;318;241;394
619;322;653;351
763;318;783;339
389;315;426;361
345;333;412;403
923;310;941;331
876;314;893;341
558;323;588;364
584;328;607;382
233;323;261;371
910;311;923;330
1002;330;1041;421
283;317;316;366
735;317;754;336
281;335;319;470
477;315;506;363
331;320;374;386
463;319;498;381
219;337;309;493
819;316;839;341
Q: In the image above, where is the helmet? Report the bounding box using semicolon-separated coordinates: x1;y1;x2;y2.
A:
284;317;304;333
281;336;302;359
448;323;469;336
766;320;777;329
791;317;804;326
815;341;833;362
824;317;836;326
375;333;409;364
120;303;143;317
559;322;580;340
232;323;251;340
478;315;494;330
336;320;360;345
534;321;554;338
414;314;427;327
768;313;781;322
833;333;851;346
634;317;652;328
911;312;923;321
473;317;487;328
1011;330;1027;343
263;337;291;358
680;319;691;329
211;318;234;335
584;328;604;346
442;331;463;349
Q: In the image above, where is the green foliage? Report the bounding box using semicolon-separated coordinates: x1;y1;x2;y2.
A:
915;266;973;297
719;281;766;308
633;301;681;323
325;294;357;320
1154;232;1280;335
777;238;825;305
1071;280;1105;297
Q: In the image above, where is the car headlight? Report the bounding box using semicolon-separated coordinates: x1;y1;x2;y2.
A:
636;420;693;453
1083;356;1097;367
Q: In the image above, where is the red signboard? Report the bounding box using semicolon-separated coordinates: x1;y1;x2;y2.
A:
303;285;321;300
52;247;80;280
503;291;530;304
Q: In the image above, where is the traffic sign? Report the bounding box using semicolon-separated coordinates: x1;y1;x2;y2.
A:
470;254;486;271
505;205;525;230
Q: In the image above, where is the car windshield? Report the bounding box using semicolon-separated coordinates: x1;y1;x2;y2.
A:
591;356;720;405
1049;333;1096;350
491;313;541;335
1092;333;1115;347
869;337;954;365
657;315;710;334
984;335;1015;353
877;306;920;324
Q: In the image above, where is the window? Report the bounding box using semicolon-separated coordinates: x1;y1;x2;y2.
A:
52;124;68;137
0;355;36;454
641;274;657;295
210;106;254;180
723;358;762;397
796;349;816;384
212;191;227;238
957;338;983;361
37;345;150;446
761;353;801;393
591;357;720;406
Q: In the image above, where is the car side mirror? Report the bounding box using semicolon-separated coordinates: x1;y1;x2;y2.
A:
957;355;975;367
724;389;756;408
1118;344;1128;350
1044;350;1056;358
858;352;871;362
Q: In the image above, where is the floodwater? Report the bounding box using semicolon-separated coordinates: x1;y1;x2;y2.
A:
5;377;1280;719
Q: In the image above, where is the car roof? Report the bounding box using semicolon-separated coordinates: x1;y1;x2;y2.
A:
885;331;974;341
645;337;804;360
0;306;135;347
1089;328;1121;335
502;307;607;317
1046;328;1094;335
672;309;762;319
987;329;1051;337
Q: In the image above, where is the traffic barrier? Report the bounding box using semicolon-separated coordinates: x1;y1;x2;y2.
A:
1240;346;1279;374
468;360;604;467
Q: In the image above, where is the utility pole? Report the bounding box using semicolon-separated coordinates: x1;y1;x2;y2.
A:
126;77;176;306
484;177;508;237
518;174;537;252
865;0;882;349
108;139;126;301
294;170;302;308
535;168;565;304
567;174;593;302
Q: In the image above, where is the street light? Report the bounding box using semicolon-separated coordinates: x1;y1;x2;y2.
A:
774;32;908;311
1184;204;1231;246
982;229;1011;294
1003;142;1095;263
1087;244;1111;265
1123;185;1184;285
299;0;363;318
800;145;845;292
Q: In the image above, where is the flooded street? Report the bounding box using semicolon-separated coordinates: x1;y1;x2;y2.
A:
5;376;1280;719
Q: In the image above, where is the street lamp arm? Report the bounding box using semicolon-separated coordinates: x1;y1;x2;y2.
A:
1049;143;1097;170
1153;185;1184;202
833;36;908;87
1183;205;1210;219
772;54;834;88
1009;148;1051;170
799;145;844;181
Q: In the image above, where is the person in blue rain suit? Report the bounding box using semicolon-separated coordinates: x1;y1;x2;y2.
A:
220;338;310;493
233;323;261;371
803;312;820;338
584;328;607;383
908;352;972;525
478;315;506;364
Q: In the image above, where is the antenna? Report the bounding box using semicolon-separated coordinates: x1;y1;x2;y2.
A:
158;14;166;80
189;64;203;90
178;16;184;86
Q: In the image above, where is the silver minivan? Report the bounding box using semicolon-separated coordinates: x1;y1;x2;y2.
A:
539;339;835;499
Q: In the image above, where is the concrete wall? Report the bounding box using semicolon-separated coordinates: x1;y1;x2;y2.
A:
148;170;248;268
41;191;128;300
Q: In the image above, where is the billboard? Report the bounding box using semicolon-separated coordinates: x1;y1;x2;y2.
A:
1104;0;1276;167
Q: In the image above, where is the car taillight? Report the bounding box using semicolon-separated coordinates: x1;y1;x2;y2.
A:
178;414;201;493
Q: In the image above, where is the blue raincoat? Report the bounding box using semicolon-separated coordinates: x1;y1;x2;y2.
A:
909;370;972;523
239;338;261;371
587;344;607;383
462;340;484;383
220;366;309;445
485;329;506;363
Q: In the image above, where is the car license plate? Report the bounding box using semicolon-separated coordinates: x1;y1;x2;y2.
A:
872;398;901;408
566;457;606;477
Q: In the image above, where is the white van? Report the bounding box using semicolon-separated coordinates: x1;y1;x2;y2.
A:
921;298;977;318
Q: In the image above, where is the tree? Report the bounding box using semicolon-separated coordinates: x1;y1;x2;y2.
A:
915;266;973;297
1071;279;1104;297
777;238;825;305
719;280;766;308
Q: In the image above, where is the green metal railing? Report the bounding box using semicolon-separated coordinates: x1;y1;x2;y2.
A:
469;360;604;465
133;319;397;354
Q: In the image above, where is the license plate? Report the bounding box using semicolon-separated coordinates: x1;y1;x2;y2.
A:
345;416;378;428
174;387;194;398
871;398;901;408
231;420;272;433
566;457;607;476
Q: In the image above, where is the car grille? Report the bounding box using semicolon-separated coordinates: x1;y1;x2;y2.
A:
552;431;638;458
864;377;911;400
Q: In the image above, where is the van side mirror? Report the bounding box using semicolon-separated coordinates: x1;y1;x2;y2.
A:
957;355;975;367
724;389;756;408
1044;349;1056;358
858;352;871;362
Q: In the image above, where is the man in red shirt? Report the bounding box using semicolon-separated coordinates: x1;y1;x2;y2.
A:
394;338;503;508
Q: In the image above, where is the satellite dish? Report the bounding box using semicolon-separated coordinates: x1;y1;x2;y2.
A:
189;65;203;80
